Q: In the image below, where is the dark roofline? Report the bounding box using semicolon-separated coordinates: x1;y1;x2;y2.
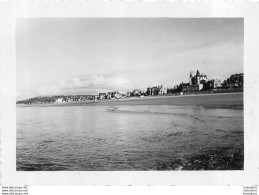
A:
231;73;243;76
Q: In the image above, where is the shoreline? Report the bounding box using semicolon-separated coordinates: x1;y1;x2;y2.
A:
17;92;243;110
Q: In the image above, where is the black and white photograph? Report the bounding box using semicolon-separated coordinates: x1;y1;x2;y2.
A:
2;1;259;190
15;18;244;171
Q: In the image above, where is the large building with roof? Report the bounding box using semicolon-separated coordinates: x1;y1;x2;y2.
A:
227;73;243;88
183;70;207;93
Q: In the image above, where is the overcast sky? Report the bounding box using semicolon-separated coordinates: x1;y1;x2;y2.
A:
16;18;243;100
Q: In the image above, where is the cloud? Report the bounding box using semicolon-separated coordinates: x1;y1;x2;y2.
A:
18;74;134;99
59;74;132;90
35;85;63;96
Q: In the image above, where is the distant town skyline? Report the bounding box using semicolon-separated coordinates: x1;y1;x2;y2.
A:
16;18;243;100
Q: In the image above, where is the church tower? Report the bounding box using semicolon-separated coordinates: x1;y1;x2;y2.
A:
196;70;200;84
189;70;193;85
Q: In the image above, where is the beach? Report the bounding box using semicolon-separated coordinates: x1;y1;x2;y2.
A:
18;92;243;110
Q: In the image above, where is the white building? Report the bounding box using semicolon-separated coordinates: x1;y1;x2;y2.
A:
56;98;63;103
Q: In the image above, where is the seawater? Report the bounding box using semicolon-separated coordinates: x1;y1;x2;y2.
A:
16;103;243;170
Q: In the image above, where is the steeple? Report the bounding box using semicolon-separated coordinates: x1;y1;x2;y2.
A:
196;70;200;77
189;70;193;85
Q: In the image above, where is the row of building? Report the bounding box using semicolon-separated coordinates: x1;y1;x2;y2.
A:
16;70;244;104
97;85;168;101
180;70;243;94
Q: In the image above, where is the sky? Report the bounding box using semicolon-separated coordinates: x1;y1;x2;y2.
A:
16;18;243;100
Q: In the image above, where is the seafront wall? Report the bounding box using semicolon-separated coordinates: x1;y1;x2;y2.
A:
182;88;243;95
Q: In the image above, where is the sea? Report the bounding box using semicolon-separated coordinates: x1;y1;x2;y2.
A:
16;93;244;171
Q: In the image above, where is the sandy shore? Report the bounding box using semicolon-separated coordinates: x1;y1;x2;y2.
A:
17;92;243;110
